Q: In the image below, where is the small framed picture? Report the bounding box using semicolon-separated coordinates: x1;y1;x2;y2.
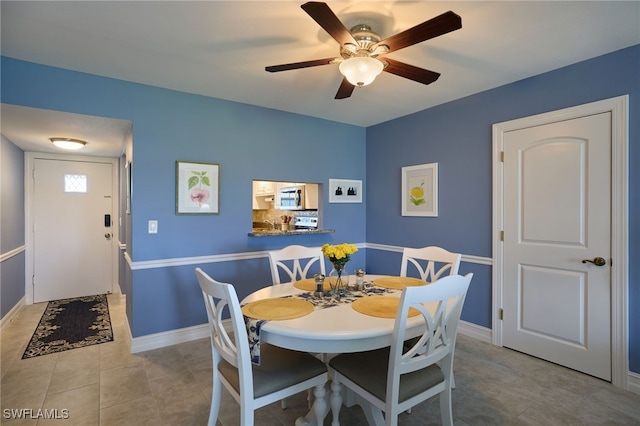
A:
329;179;362;203
402;162;438;217
176;161;220;214
125;160;132;215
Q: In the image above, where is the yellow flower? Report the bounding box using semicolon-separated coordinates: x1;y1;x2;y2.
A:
410;186;424;199
322;243;358;264
409;181;426;206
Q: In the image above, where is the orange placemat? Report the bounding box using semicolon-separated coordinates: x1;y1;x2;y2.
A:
242;298;314;320
294;278;332;292
373;276;426;290
352;296;420;319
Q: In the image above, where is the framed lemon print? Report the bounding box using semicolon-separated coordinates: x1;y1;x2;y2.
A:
402;163;438;217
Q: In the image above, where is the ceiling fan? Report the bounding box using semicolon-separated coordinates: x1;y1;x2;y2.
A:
265;2;462;99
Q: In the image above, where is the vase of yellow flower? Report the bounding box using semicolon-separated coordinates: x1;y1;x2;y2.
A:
321;243;358;296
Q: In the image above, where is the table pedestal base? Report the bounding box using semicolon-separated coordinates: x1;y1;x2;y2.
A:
295;383;328;426
328;380;386;426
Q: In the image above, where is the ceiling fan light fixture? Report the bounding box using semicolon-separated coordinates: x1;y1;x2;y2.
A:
339;56;383;87
50;137;87;150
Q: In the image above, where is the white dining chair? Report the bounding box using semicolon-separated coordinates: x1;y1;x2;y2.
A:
268;244;327;409
328;273;472;426
401;245;462;395
268;244;326;284
195;268;328;426
400;246;461;282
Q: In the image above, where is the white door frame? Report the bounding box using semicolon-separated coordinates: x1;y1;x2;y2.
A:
24;152;120;305
492;95;629;389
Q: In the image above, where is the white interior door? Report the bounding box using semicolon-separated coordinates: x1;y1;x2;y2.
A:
502;113;611;381
33;158;114;302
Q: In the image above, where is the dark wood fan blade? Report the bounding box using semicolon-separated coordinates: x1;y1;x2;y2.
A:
374;10;461;53
335;77;355;99
301;2;357;46
383;58;440;85
266;58;337;72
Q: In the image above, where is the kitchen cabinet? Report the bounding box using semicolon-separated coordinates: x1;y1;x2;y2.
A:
252;181;275;210
254;180;274;195
304;183;319;209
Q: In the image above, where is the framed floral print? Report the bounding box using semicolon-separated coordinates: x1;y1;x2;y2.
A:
401;162;438;217
176;161;219;214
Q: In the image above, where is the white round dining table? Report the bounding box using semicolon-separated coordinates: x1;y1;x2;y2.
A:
241;275;424;354
241;275;428;426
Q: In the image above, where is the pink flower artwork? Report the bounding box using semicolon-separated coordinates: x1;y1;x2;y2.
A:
177;162;218;214
190;188;210;204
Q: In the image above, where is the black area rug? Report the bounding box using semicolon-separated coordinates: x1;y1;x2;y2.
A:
22;294;113;359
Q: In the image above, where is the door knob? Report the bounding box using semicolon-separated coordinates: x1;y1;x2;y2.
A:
581;257;606;266
105;233;112;239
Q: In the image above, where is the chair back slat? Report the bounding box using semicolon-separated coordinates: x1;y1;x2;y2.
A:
268;245;326;284
400;246;461;282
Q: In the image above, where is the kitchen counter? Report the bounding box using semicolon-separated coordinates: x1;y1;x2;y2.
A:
248;228;335;237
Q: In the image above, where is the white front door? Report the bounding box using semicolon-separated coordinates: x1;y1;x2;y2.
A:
502;112;612;381
32;158;115;302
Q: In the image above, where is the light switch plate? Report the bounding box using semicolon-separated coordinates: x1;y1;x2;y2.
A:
148;220;158;234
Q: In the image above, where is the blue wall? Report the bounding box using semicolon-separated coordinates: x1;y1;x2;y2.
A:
1;136;25;318
366;45;639;372
1;44;638;373
0;56;368;336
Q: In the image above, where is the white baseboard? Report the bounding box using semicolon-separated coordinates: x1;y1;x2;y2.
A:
628;372;640;395
0;296;26;330
128;319;491;354
458;320;492;343
131;323;210;353
124;314;133;349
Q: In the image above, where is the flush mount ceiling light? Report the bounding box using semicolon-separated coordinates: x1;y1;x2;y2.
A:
50;137;87;150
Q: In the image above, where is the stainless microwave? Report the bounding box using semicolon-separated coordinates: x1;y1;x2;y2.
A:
278;185;305;210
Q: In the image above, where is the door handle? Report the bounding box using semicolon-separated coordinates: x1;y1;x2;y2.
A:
581;257;606;266
105;233;112;239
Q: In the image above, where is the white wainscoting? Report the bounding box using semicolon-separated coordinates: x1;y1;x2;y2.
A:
629;372;640;395
127;242;493;354
0;296;25;330
131;323;210;353
126;242;491;271
458;320;492;343
11;241;503;352
131;320;491;353
123;243;640;393
1;245;27;328
0;245;26;263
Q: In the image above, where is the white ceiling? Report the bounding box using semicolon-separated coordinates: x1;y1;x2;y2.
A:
2;1;639;156
1;104;132;157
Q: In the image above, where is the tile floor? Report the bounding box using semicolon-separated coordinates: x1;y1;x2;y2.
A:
1;294;640;425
